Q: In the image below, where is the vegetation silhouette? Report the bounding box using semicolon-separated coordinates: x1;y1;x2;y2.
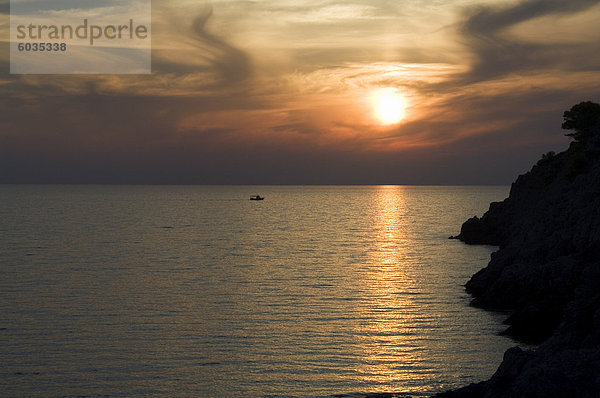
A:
562;101;600;143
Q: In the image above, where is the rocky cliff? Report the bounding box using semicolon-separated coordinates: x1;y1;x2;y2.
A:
439;112;600;397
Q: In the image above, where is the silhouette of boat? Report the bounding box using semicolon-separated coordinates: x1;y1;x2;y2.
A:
250;195;264;201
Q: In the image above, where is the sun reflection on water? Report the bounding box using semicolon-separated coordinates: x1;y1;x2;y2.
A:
355;186;428;391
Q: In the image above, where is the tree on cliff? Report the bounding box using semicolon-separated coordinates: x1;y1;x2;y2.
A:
562;101;600;143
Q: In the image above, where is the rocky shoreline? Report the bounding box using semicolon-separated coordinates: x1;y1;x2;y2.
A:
438;104;600;397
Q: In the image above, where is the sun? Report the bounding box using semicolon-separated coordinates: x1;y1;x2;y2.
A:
370;88;406;125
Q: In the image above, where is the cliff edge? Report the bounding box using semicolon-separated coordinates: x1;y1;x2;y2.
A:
439;103;600;397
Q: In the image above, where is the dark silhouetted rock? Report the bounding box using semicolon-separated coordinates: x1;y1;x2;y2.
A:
437;120;600;397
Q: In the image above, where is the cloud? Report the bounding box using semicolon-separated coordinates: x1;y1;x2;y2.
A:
460;0;600;81
151;1;252;90
189;3;251;87
2;0;600;184
1;0;252;95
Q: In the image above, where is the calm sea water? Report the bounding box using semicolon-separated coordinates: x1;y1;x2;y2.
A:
0;185;514;397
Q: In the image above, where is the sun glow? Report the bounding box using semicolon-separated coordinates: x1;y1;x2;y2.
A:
371;88;406;125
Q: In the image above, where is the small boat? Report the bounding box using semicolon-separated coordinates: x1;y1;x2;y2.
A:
250;195;264;201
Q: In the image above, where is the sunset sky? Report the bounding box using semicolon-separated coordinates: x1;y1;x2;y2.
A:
2;0;600;184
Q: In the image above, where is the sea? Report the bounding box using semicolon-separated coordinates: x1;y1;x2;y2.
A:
0;185;516;397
